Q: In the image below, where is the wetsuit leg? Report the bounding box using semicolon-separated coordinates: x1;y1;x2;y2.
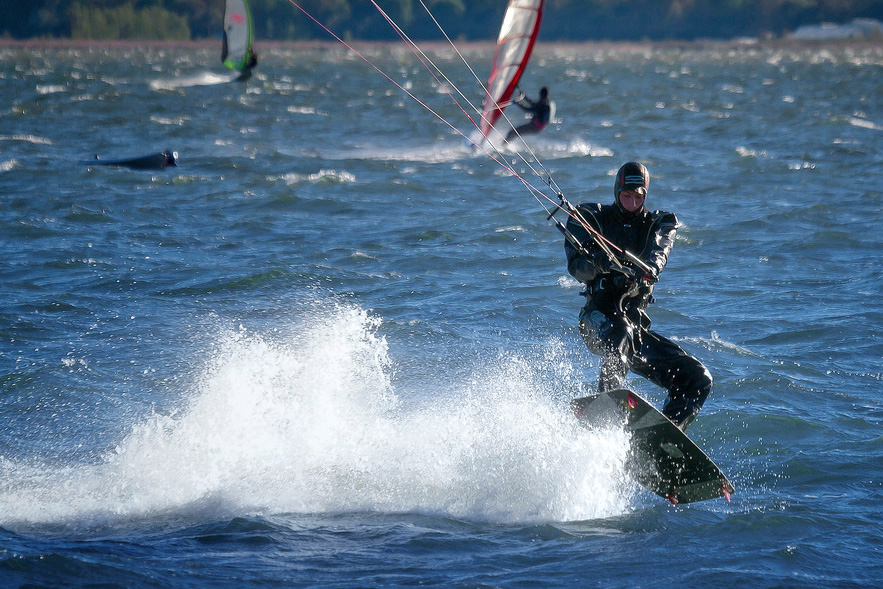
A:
506;122;541;142
579;307;635;393
630;330;712;430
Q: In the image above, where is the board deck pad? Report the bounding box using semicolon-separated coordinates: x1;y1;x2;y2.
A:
571;388;734;504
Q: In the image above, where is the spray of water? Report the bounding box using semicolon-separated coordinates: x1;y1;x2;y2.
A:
0;300;636;529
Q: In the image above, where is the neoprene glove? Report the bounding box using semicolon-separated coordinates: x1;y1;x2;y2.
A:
591;252;612;273
610;266;637;289
639;267;659;284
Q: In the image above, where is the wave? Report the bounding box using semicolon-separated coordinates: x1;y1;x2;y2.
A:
0;134;53;145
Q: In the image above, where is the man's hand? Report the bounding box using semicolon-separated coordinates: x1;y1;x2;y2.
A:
638;267;658;285
610;266;637;289
591;251;612;273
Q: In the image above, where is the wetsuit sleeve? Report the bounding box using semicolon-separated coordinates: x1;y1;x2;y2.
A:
536;102;551;126
643;211;679;277
564;204;607;283
514;94;535;111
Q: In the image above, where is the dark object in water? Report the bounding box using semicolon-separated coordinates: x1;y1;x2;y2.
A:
80;150;178;170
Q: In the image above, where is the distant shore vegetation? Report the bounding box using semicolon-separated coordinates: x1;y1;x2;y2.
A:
2;0;882;42
67;2;191;40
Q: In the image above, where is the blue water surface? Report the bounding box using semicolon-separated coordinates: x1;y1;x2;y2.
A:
1;40;881;587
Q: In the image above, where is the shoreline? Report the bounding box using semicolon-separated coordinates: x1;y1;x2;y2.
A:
1;37;881;52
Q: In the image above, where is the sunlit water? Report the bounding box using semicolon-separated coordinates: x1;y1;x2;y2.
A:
1;41;881;587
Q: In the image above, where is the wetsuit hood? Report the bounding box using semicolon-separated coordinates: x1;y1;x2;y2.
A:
613;162;649;219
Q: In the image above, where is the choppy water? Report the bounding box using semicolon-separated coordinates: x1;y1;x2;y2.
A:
1;41;881;587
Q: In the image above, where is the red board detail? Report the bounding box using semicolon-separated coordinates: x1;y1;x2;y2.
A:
626;393;639;409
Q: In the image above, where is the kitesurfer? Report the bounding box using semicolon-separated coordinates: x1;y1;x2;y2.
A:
564;162;712;431
505;86;551;142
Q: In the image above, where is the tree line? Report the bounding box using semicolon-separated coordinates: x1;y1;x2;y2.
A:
1;0;881;42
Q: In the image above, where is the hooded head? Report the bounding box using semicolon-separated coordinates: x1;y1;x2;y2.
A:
539;86;549;99
613;162;649;216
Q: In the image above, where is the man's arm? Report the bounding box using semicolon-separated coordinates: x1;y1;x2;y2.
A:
642;212;679;277
564;204;608;283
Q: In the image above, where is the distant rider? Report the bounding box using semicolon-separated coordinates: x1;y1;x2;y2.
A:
505;86;551;142
564;162;712;430
237;48;258;82
221;33;258;82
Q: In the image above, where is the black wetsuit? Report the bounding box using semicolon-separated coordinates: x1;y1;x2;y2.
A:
564;202;712;429
237;51;258;82
505;94;551;141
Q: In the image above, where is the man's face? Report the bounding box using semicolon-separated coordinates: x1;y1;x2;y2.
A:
618;189;646;213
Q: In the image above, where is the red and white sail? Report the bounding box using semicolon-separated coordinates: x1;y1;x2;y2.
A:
480;0;545;138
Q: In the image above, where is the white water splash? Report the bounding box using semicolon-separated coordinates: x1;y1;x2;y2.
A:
149;72;236;91
0;301;634;529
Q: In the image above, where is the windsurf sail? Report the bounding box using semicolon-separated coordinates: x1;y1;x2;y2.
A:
480;0;545;138
222;0;255;72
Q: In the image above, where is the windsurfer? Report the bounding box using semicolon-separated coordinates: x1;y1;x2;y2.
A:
505;86;551;142
564;162;712;431
236;48;258;81
221;0;257;82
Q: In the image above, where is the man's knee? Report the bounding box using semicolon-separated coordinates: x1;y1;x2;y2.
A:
581;312;632;356
661;359;712;429
690;362;713;408
698;365;712;398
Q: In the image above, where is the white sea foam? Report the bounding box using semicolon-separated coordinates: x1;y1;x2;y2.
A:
149;72;235;91
848;117;881;131
0;134;53;145
271;169;357;185
36;84;66;95
286;105;326;116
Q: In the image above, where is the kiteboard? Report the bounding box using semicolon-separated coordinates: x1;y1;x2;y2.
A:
571;388;734;505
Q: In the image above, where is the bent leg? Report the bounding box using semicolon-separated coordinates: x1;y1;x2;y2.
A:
631;330;712;430
506;122;540;142
579;307;636;393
